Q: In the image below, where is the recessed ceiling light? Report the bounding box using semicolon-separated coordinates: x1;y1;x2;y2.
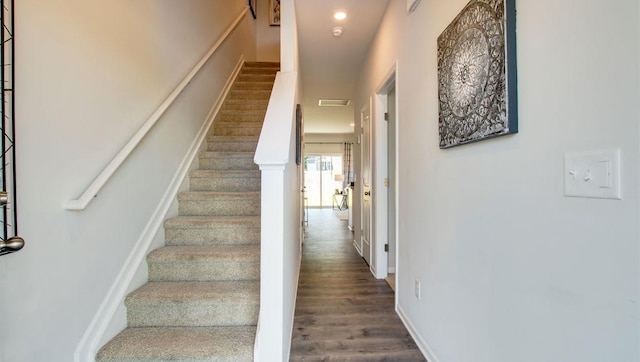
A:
334;11;347;20
332;26;343;37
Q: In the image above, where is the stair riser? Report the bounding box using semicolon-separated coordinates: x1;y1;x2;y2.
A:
215;122;263;130
148;260;259;281
232;83;274;91
222;102;268;111
207;142;258;152
179;200;260;216
216;114;265;122
126;303;258;327
213;127;262;137
227;91;272;101
244;62;280;68
236;74;276;83
199;157;258;170
241;68;279;75
190;177;261;192
164;226;260;245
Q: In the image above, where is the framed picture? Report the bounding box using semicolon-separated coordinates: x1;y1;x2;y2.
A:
249;0;257;19
296;104;302;165
269;0;281;26
437;0;518;148
407;0;422;13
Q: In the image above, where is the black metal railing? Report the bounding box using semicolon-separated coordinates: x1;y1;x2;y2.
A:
0;0;23;256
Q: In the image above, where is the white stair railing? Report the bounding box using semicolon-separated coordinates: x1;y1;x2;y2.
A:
64;7;249;211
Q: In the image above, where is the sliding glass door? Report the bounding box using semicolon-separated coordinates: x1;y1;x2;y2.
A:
304;155;343;208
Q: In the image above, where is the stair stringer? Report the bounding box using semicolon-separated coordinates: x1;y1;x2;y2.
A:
74;56;245;362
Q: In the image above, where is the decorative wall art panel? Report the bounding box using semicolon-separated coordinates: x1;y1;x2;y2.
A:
437;0;518;148
249;0;257;19
270;0;281;26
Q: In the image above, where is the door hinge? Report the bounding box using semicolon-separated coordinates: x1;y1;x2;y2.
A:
384;244;389;252
384;112;389;121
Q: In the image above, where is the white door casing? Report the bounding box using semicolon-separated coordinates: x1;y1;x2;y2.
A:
361;102;372;267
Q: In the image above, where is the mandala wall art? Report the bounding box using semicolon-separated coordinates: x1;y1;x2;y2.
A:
437;0;518;148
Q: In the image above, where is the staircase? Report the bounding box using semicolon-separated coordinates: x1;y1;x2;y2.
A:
97;62;279;361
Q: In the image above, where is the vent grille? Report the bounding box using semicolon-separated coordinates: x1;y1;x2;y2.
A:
318;99;350;107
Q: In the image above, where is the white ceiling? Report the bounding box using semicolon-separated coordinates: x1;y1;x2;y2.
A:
295;0;390;134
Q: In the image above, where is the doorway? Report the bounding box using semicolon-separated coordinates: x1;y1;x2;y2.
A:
369;64;398;281
304;155;343;208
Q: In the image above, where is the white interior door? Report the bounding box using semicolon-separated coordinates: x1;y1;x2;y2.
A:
361;107;372;266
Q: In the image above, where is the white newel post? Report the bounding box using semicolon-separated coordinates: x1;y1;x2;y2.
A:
256;165;286;361
253;71;300;362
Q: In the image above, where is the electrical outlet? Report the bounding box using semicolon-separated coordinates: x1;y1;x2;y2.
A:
414;279;421;300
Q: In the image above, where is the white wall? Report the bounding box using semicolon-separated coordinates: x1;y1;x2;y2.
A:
355;0;640;361
0;1;256;361
256;0;281;62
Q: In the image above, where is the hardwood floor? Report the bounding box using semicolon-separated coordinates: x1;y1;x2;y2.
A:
290;209;426;361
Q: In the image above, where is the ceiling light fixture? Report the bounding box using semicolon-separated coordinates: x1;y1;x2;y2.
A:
332;26;343;37
334;11;347;20
319;99;350;107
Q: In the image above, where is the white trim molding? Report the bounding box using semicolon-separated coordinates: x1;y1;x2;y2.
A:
397;305;441;362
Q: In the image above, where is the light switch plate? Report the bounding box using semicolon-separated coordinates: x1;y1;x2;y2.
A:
564;149;621;199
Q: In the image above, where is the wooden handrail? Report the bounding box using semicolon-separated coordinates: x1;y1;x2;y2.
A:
64;7;249;211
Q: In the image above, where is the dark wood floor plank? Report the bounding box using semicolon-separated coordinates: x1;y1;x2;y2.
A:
290;209;426;361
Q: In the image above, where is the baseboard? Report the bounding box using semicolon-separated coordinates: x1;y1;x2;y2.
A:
396;304;441;362
353;239;362;255
284;252;302;361
388;267;396;273
73;55;245;362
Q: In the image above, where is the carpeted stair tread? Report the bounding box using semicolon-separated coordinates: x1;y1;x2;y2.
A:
212;128;263;137
206;135;260;142
96;326;255;362
221;99;270;110
244;61;280;68
125;281;259;327
189;169;260;178
188;170;261;192
232;81;275;91
227;90;272;100
178;192;260;216
165;215;260;228
200;151;255;157
198;152;258;170
207;142;258;152
178;191;261;200
215;121;263;129
240;67;279;75
147;246;260;282
127;281;259;303
214;110;265;120
215;114;266;123
148;245;260;261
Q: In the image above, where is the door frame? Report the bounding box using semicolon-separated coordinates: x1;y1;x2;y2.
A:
371;63;399;280
358;101;372;263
